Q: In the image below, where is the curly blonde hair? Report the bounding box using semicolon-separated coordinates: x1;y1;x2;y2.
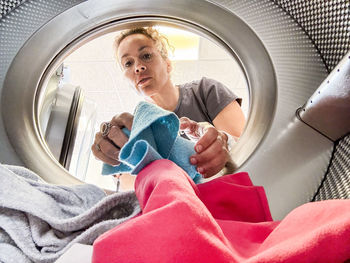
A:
114;27;173;60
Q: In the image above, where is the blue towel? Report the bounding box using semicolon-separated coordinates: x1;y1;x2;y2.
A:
102;101;202;183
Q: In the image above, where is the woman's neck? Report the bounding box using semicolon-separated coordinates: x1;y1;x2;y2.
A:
150;82;179;112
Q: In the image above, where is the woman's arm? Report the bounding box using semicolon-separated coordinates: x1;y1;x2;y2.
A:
212;100;246;138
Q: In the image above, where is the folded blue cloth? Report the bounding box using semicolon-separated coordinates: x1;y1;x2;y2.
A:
102;102;202;183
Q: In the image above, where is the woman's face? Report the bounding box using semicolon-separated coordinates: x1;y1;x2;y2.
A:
117;34;172;97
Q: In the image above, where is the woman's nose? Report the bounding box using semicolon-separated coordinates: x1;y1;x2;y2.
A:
135;64;146;73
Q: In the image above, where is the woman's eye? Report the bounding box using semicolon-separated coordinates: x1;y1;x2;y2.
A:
142;53;152;60
124;61;132;68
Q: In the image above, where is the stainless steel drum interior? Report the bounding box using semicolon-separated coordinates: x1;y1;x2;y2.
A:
1;0;349;220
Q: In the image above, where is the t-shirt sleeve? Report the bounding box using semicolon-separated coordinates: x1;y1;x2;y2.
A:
199;77;242;121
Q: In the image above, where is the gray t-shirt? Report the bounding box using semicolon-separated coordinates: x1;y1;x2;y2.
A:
174;77;241;125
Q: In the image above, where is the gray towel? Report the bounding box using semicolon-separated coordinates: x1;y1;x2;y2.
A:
0;164;140;263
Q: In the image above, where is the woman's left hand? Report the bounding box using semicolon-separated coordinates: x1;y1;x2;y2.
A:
179;117;229;178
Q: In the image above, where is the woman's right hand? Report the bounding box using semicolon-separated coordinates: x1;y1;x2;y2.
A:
91;112;133;166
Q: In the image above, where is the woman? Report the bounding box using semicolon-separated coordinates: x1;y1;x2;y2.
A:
92;27;246;178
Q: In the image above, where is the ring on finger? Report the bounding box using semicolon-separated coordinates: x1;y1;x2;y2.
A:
95;143;101;151
217;134;224;143
101;122;112;138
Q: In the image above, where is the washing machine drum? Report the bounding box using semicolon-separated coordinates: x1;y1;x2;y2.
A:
1;0;345;219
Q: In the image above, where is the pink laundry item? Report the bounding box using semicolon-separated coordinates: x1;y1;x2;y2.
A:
92;159;350;263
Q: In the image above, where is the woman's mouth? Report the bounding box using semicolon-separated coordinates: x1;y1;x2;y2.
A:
137;77;152;87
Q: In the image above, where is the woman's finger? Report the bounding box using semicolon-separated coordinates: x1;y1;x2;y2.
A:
92;132;121;160
197;151;229;178
194;127;220;153
91;141;120;166
111;112;133;131
107;125;129;148
98;138;121;161
192;138;228;164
